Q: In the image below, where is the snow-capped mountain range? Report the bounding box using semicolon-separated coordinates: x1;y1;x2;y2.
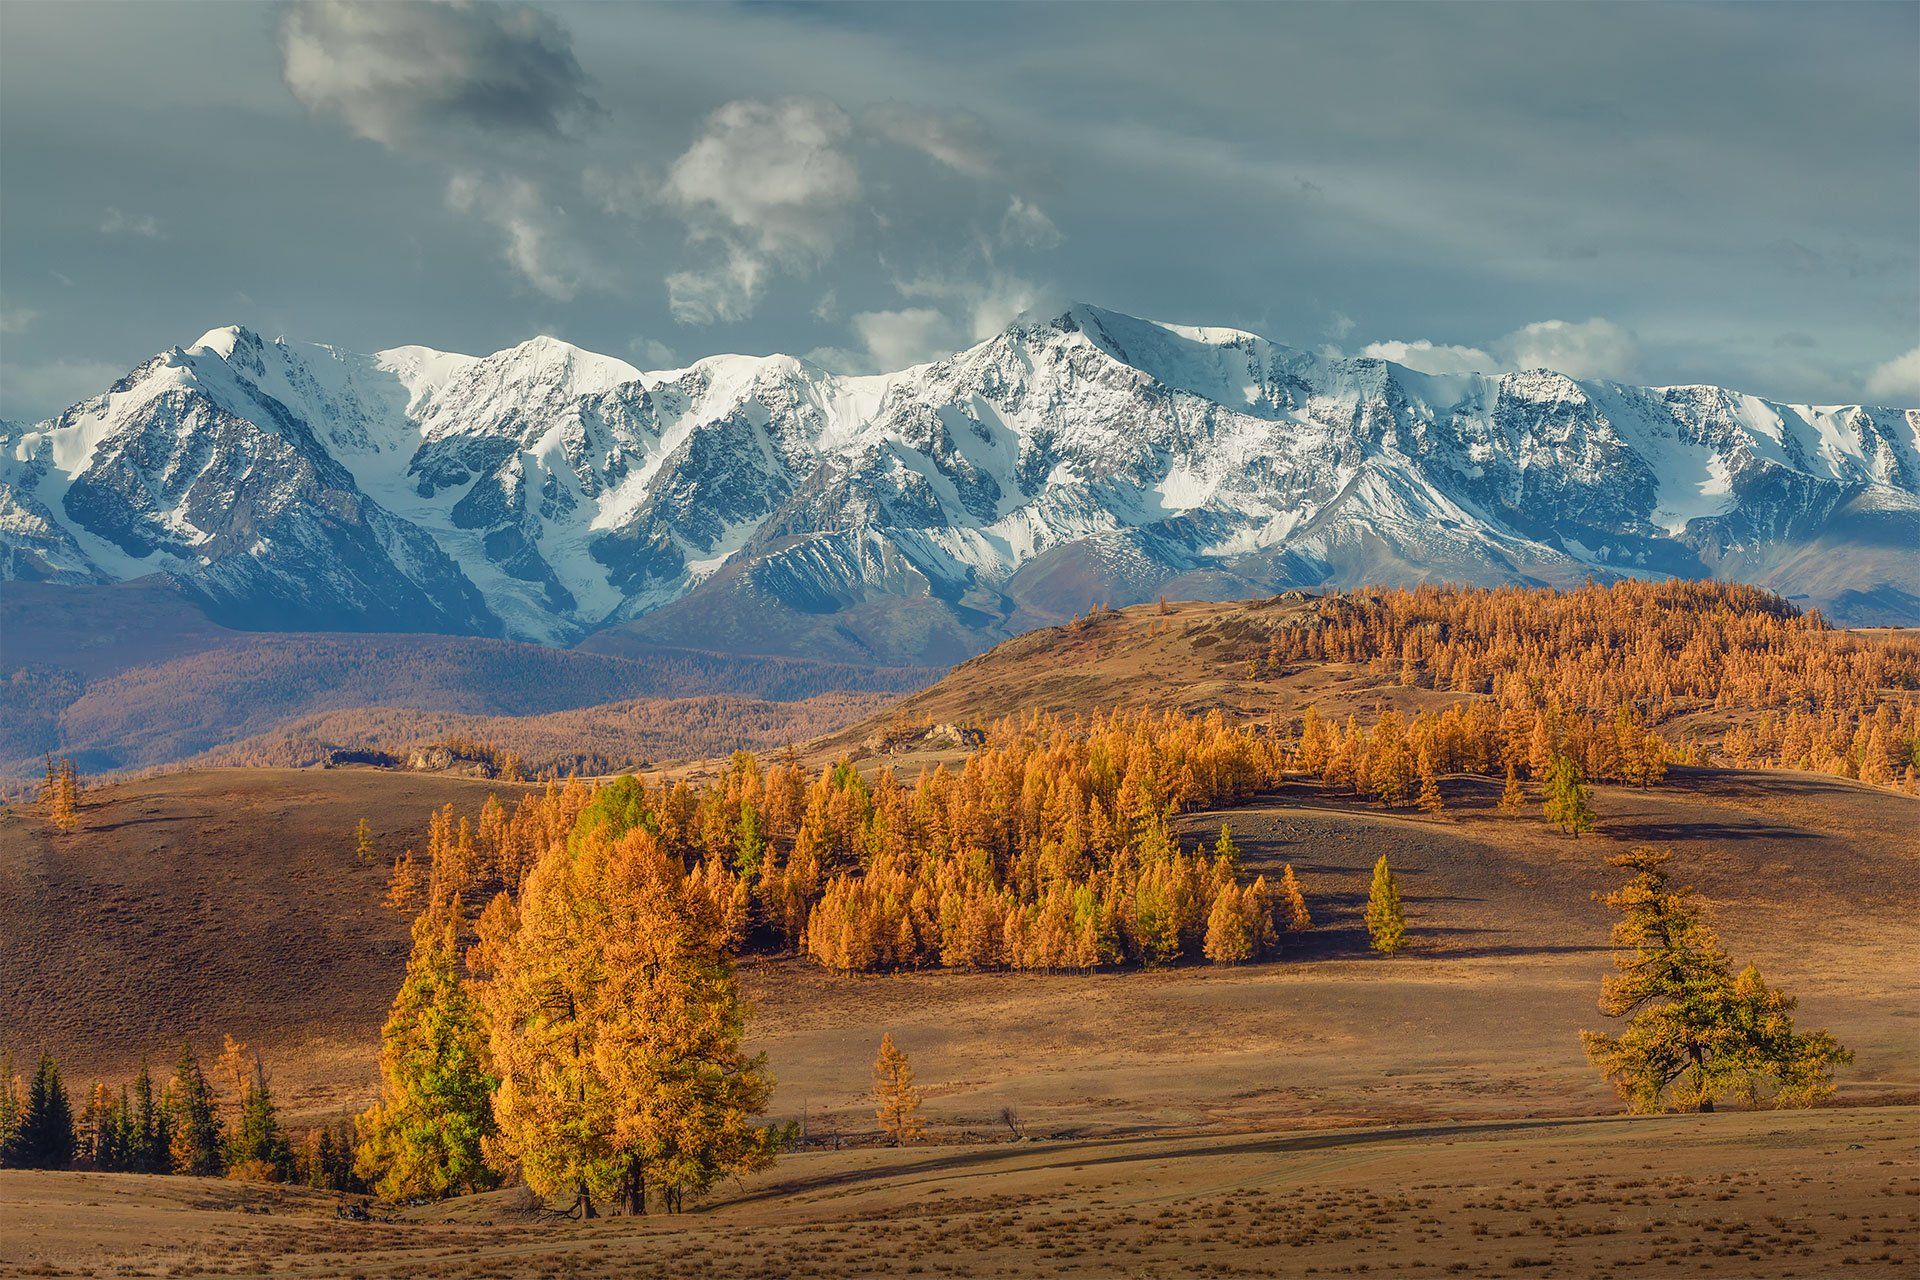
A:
5;304;1917;662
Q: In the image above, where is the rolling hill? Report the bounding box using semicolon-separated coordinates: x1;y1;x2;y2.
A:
0;580;932;782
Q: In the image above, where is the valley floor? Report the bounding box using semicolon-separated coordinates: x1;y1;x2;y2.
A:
4;765;1916;1276
1;1106;1914;1278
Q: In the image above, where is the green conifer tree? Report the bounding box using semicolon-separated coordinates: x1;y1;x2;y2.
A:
354;905;498;1200
14;1055;75;1169
1542;753;1596;836
226;1053;290;1180
1581;847;1851;1112
166;1042;223;1177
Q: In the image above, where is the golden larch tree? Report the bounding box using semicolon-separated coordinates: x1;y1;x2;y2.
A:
1365;855;1407;955
873;1033;924;1147
1277;863;1311;933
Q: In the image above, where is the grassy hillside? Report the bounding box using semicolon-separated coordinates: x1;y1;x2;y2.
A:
837;586;1920;785
4;762;1914;1132
5;1107;1913;1278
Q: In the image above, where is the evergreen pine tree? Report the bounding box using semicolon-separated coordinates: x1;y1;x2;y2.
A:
1364;855;1407;955
15;1055;75;1169
126;1057;169;1173
1212;824;1241;870
1581;847;1851;1112
1542;754;1597;836
873;1033;924;1147
226;1053;290;1181
354;902;497;1201
167;1041;223;1177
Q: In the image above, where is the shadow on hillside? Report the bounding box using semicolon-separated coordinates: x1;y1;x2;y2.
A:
715;1115;1619;1211
86;811;212;834
1602;820;1810;843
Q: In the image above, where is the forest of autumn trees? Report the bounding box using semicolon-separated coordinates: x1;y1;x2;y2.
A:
1245;581;1920;790
394;710;1315;976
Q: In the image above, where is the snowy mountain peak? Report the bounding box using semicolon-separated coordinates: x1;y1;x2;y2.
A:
4;306;1916;659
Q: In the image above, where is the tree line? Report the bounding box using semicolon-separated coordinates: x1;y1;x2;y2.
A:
1240;580;1920;790
385;711;1318;974
0;1037;360;1190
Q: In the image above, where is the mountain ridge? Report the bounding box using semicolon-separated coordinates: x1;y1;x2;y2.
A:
5;303;1916;659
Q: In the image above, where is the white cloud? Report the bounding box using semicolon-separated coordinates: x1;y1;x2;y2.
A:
279;0;597;148
1358;317;1639;382
100;208;162;239
1499;317;1638;381
863;103;997;179
663;97;860;324
446;172;592;301
0;306;37;335
1358;338;1496;376
850;307;963;371
999;197;1062;250
1865;345;1920;404
896;271;1051;342
628;336;678;368
1324;312;1357;342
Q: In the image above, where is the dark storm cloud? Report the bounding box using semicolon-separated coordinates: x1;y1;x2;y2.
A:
0;1;1914;422
279;0;599;147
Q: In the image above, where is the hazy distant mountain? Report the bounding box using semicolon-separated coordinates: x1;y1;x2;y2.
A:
6;304;1916;662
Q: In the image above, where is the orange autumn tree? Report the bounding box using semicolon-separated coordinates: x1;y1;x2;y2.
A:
872;1034;924;1147
472;815;775;1217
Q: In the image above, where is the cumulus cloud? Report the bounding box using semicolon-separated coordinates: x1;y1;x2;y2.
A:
100;208;162;238
1000;197;1062;250
896;271;1050;343
662;97;860;324
279;0;597;148
1865;345;1920;404
863;103;997;179
628;336;678;368
1499;317;1638;381
1359;318;1640;381
1358;338;1496;376
446;172;592;301
850;307;963;371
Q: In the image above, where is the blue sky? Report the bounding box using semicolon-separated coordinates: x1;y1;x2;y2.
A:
2;0;1916;421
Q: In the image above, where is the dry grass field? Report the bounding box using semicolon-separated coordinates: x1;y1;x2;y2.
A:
2;758;1916;1276
1;1107;1913;1278
4;592;1916;1276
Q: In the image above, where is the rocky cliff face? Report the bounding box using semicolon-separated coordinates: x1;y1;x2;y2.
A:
6;305;1916;660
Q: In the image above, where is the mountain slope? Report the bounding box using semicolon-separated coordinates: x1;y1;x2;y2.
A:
6;305;1916;659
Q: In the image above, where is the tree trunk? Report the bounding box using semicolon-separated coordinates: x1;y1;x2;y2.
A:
621;1162;646;1216
578;1182;597;1219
